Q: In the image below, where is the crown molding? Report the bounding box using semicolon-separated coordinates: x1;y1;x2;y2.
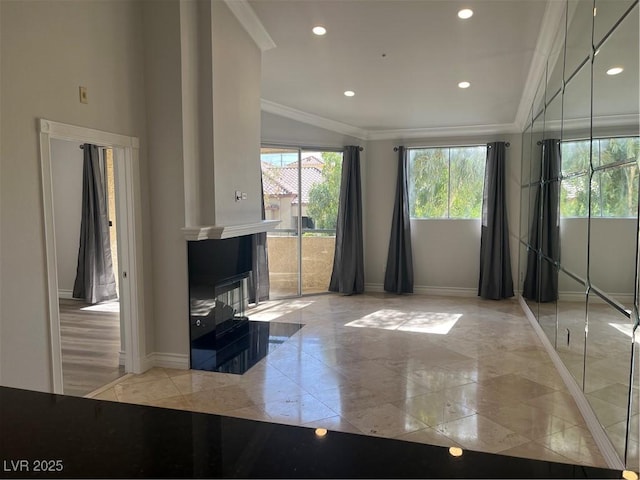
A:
366;122;520;141
540;114;640;133
262;99;520;141
261;99;369;140
224;0;276;51
514;0;567;131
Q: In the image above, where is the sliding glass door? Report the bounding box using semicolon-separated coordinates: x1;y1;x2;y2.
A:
260;146;342;298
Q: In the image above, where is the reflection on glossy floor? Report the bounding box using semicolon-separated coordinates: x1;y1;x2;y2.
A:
538;299;639;470
91;294;609;468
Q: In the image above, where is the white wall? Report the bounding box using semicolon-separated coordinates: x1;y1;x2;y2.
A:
0;0;150;391
141;0;267;359
261;113;521;294
50;139;83;295
365;134;521;293
559;218;637;297
262;111;365;149
211;1;263;226
141;0;188;360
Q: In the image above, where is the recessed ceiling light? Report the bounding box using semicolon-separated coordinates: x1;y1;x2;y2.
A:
458;9;473;19
312;26;327;36
458;81;471;89
606;66;624;75
344;90;355;97
449;447;464;457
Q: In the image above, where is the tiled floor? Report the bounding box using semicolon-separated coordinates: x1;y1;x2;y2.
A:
91;293;609;468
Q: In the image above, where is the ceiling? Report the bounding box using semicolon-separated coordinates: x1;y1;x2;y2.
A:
248;0;551;139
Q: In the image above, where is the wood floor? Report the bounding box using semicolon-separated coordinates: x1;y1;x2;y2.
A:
59;299;125;397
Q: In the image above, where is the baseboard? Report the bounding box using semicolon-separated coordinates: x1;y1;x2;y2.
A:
58;289;74;300
558;291;634;306
365;283;477;297
144;352;190;371
518;295;625;470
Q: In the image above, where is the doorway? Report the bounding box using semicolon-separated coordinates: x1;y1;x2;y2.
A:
50;140;124;396
260;146;343;298
39;119;145;394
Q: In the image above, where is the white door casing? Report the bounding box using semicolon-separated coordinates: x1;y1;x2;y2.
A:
39;119;145;393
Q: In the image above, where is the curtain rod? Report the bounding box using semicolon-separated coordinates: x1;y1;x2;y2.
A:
394;142;510;152
80;144;109;150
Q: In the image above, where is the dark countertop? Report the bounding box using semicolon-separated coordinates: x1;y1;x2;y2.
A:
0;386;621;479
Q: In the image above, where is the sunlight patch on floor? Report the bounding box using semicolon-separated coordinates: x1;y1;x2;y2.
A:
345;309;461;334
249;299;314;321
609;323;640;343
81;301;120;313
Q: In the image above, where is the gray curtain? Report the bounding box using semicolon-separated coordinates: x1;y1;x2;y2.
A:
523;138;561;302
478;142;514;299
73;144;118;304
384;146;414;294
249;175;270;303
329;146;364;294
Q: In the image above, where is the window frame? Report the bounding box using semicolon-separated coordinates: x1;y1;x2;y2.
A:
407;144;487;220
559;135;640;219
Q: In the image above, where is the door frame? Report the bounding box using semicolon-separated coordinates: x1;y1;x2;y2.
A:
39;118;146;393
260;144;343;298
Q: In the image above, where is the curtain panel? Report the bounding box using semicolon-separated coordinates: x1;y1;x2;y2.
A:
478;142;514;299
248;175;270;304
384;146;414;294
72;144;118;304
329;146;365;294
523;138;561;302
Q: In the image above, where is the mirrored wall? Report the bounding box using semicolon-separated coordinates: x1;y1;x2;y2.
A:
519;0;639;469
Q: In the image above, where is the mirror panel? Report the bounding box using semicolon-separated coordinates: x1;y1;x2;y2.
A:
556;271;587;386
565;0;593;81
538;259;558;346
546;3;567;101
532;68;547;132
562;60;591;132
585;295;636;463
520;0;638;468
520;185;530;243
559;172;589;281
519;241;528;295
594;137;640;169
522;124;533;186
531;112;545;188
593;2;639;128
588;204;637;311
590;7;639;313
594;0;637;49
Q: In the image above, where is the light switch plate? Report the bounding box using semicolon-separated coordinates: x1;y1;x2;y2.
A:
79;86;88;104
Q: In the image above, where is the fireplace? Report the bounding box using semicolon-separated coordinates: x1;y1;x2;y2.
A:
187;236;302;374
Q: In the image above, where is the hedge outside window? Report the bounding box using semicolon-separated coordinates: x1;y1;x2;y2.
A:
560;136;639;218
408;146;486;219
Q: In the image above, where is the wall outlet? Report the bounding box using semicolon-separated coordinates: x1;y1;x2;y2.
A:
79;86;88;104
241;192;247;200
235;190;242;201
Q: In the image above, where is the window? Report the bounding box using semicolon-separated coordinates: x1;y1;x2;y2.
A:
560;136;640;218
408;146;486;219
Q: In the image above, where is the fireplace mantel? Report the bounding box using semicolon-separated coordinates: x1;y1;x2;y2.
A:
182;220;280;241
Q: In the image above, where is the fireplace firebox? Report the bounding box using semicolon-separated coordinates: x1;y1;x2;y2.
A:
187;237;302;374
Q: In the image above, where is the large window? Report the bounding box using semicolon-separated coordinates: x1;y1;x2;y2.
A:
560;136;640;218
408;145;486;219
